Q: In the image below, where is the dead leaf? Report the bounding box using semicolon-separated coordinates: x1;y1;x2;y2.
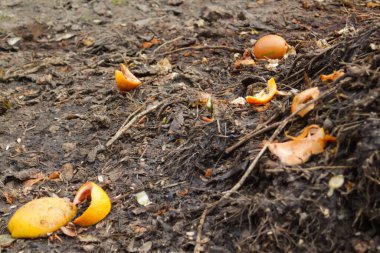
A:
60;225;77;237
60;163;74;182
82;36;95;47
2;191;14;204
48;171;60;180
23;172;45;187
234;49;255;68
78;234;100;243
176;188;189;197
169;111;184;134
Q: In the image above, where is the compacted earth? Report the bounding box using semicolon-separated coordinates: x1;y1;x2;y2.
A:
0;0;379;252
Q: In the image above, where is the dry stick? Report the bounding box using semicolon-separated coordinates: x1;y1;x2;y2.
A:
193;87;339;253
106;101;166;147
225;113;290;154
153;36;184;54
155;45;243;58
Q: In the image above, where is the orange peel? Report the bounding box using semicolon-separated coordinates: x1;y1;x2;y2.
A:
8;197;77;238
268;125;336;165
291;87;320;117
246;78;277;105
73;182;111;227
114;63;141;92
320;70;344;82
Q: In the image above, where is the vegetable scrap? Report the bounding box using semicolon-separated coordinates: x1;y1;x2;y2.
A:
267;125;336;165
234;49;256;68
8;198;77;239
320;70;344;82
246;78;277;105
204;168;213;179
327;175;345;197
136;191;152;206
73;182;112;227
291;87;320;117
253;34;288;60
114;63;142;92
142;37;160;49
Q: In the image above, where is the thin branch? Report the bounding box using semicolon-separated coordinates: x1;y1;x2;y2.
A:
106;100;166;147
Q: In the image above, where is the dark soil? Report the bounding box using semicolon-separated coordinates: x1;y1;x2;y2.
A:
0;0;379;252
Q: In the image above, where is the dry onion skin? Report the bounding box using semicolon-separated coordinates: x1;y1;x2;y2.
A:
267;125;336;165
291;87;320;117
8;197;77;239
253;35;288;60
114;63;142;92
73;182;111;227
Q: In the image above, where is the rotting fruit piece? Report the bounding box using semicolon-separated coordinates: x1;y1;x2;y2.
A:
114;63;142;92
267;125;336;166
8;197;77;239
246;78;277;105
73;182;111;227
253;35;288;60
291;87;320;117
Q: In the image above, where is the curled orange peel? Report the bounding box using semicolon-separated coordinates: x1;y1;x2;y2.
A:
320;70;344;82
73;182;111;227
115;63;142;92
7;197;77;238
268;125;336;165
291;87;320;117
246;78;277;105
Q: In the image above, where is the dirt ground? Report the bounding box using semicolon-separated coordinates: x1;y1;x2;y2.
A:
0;0;379;252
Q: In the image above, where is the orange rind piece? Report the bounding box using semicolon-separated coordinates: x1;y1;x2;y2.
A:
267;125;336;165
8;197;77;238
246;78;277;105
115;63;142;92
291;87;320;117
320;70;344;82
73;182;111;227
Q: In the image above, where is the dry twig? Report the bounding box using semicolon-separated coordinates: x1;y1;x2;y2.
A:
106;100;166;147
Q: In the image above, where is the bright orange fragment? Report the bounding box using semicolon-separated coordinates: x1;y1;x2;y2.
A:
268;125;336;165
246;78;277;105
115;63;142;92
320;70;344;82
73;182;111;227
48;171;60;180
202;117;214;123
291;87;320;117
204;168;213;179
142;37;160;49
8;197;77;238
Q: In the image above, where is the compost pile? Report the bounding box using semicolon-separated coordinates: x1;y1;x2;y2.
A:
0;0;379;252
